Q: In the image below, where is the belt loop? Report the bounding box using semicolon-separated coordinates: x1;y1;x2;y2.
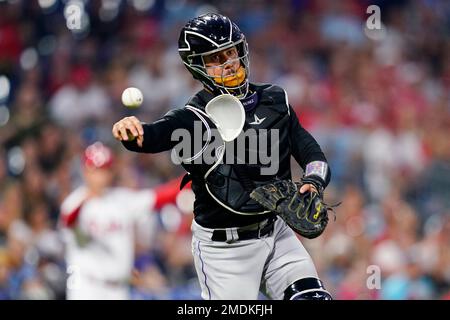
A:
232;228;239;241
226;228;239;243
257;218;267;238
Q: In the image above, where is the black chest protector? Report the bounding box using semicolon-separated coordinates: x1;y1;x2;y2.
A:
181;84;293;215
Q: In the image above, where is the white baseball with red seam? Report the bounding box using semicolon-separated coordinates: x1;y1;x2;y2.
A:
121;87;143;108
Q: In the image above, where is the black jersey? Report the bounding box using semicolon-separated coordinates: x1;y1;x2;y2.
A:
122;83;330;228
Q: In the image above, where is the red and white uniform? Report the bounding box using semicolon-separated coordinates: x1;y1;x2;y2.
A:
59;142;185;300
60;186;156;300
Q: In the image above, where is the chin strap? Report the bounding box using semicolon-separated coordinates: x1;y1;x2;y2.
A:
213;66;246;87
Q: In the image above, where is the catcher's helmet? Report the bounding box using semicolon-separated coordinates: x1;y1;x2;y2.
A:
178;13;250;98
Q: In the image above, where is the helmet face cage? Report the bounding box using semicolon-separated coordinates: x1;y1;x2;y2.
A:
188;40;249;98
179;14;250;98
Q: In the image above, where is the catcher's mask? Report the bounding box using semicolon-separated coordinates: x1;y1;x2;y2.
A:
178;13;250;98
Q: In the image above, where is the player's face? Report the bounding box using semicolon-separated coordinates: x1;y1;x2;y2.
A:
83;166;114;192
203;47;240;78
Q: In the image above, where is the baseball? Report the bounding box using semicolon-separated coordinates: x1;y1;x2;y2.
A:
121;87;143;108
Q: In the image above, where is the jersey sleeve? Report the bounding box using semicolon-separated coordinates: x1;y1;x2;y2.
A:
125;175;185;215
59;187;87;228
153;176;185;209
125;189;157;219
288;105;331;187
121;108;197;153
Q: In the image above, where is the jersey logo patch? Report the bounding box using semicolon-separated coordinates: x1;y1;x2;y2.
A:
250;114;266;125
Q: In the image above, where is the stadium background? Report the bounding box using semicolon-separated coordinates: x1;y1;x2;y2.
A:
0;0;449;299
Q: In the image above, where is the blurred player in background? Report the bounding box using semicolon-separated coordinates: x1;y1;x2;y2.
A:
59;141;184;300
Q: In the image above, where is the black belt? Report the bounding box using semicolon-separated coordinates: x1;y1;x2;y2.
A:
211;217;276;242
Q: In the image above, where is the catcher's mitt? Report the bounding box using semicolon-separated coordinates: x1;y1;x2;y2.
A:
250;179;338;239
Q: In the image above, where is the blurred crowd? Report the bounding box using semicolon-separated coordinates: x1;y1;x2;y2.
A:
0;0;449;299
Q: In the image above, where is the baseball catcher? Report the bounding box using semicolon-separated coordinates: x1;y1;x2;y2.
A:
250;178;339;239
113;13;335;300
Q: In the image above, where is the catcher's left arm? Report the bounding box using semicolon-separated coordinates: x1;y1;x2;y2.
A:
250;179;340;239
